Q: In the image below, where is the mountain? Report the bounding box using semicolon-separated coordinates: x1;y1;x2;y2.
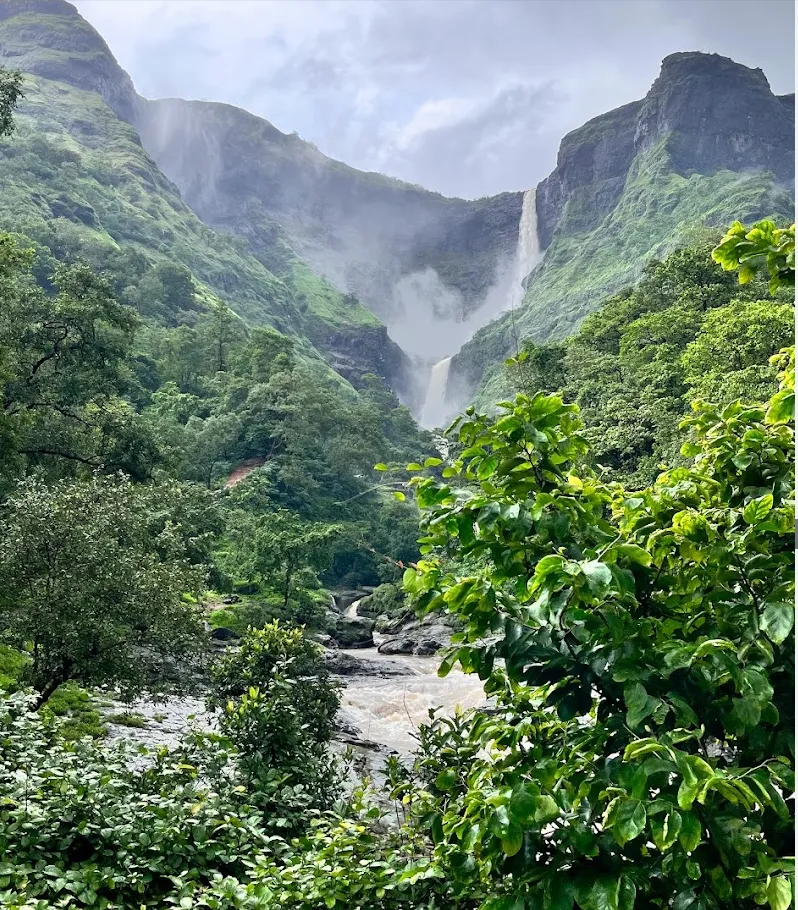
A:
0;1;793;423
0;0;414;400
138;98;523;368
449;52;795;411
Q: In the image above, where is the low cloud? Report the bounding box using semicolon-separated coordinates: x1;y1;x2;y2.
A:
74;0;795;199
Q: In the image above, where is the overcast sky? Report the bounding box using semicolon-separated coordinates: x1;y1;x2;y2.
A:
72;0;795;200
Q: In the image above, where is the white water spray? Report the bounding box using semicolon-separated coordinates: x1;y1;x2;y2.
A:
413;187;542;426
508;186;542;310
420;356;452;428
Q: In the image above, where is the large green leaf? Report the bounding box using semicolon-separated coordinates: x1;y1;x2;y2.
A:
761;601;795;645
624;682;655;728
767;877;793;910
604;797;646;846
743;493;774;524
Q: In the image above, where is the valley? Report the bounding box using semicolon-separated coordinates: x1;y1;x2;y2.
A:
0;1;793;908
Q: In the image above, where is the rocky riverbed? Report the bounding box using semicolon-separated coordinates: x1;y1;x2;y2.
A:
100;647;486;760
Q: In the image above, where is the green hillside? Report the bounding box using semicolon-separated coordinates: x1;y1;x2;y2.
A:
0;74;391;372
460;136;794;411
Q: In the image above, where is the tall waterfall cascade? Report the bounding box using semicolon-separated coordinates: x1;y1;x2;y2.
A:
508;186;543;311
415;187;541;429
420;356;452;429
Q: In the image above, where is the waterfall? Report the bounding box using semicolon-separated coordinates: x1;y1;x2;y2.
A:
508;186;542;310
420;356;452;428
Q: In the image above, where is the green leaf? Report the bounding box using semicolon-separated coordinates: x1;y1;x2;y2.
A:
590;876;622;910
477;455;500;480
624;682;655;728
392;491;406;501
727;697;761;734
604;797;646;846
509;782;540;825
580;560;612;595
743;493;774;524
484;897;525;910
435;769;458;791
535;795;560;824
678;812;702;853
650;807;682;851
406;463;423;471
761;601;795;645
766;388;794;424
767;877;793;910
501;822;524;857
424;457;443;467
613;543;652;567
374;463;389;471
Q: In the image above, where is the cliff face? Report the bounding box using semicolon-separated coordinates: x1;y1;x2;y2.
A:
136;97;522;357
536;100;644;249
634;53;794;181
450;51;795;411
0;0;140;122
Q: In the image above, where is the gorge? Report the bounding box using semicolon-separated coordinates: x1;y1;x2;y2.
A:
0;1;792;426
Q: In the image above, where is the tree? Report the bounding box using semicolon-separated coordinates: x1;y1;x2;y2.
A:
0;66;23;138
0;474;213;706
403;358;794;909
245;511;343;609
683;299;794;404
0;235;159;484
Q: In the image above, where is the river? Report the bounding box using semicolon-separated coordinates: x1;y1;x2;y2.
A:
102;648;486;760
336;648;486;754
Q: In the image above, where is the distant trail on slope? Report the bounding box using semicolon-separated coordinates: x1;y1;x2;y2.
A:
224;458;266;489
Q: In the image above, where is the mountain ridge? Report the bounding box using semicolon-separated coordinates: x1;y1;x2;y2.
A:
0;0;793;424
448;50;795;413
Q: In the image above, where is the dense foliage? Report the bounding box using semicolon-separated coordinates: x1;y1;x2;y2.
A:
0;57;794;910
502;233;794;485
0;474;214;706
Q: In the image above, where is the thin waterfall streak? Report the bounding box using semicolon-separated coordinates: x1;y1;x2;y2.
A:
420;355;452;428
508;186;542;312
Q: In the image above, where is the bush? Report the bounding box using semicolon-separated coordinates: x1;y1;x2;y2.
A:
208;622;343;815
358;582;405;618
401;350;795;909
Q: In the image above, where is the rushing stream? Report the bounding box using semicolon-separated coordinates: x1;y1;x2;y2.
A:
102;648;487;760
337;649;486;754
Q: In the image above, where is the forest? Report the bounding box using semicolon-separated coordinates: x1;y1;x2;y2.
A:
0;62;795;910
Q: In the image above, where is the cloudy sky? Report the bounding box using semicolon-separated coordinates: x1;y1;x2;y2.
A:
73;0;795;200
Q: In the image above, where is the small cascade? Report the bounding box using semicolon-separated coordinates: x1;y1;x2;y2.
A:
420;356;452;428
508;186;542;310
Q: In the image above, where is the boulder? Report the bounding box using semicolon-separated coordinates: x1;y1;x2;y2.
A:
324;650;410;677
330;615;375;648
414;638;443;657
209;627;240;642
308;632;338;649
376;636;416;656
377;618;452;656
221;594;241;605
374;610;413;635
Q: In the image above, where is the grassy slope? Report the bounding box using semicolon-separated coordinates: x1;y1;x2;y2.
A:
468;136;794;409
0;73;380;344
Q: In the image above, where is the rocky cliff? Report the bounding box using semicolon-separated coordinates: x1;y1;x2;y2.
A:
0;0;139;121
450;52;795;412
136;97;522;362
0;2;792;422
